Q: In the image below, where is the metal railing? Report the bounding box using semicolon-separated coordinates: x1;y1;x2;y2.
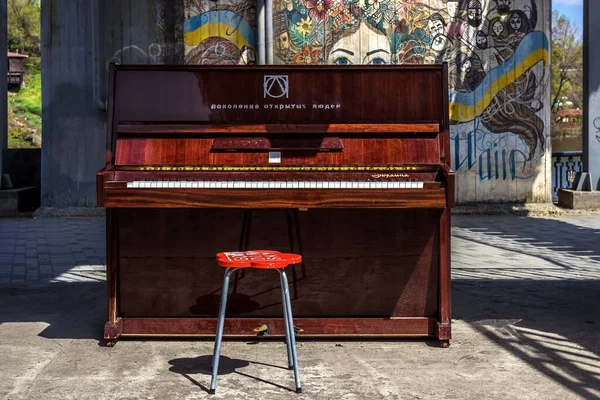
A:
552;151;583;202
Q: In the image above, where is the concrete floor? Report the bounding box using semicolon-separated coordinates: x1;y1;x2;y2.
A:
1;215;600;399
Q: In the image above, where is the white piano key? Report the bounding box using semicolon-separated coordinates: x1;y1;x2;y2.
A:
417;181;424;188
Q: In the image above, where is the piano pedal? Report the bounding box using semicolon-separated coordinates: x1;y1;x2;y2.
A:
253;323;269;336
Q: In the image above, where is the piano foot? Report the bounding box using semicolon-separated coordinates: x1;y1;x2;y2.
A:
439;340;450;348
104;318;122;347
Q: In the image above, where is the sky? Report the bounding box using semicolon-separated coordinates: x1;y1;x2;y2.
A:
553;0;583;29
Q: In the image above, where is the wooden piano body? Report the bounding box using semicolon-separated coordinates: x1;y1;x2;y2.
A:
97;64;454;346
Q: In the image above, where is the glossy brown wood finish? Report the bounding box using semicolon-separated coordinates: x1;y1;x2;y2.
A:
97;65;454;343
104;188;446;209
96;171;105;208
111;170;440;183
117;209;441;318
104;208;119;340
105;64;117;165
120;317;435;337
117;123;440;135
438;208;452;341
210;136;345;152
111;66;444;126
115;137;441;166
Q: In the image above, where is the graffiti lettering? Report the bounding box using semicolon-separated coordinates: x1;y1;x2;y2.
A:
452;130;536;181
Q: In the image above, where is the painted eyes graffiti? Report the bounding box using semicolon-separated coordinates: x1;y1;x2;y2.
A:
334;57;351;65
332;56;385;65
369;58;385;65
510;17;522;30
468;8;482;19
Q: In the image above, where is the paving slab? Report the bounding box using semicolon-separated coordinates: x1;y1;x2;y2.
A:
0;215;599;399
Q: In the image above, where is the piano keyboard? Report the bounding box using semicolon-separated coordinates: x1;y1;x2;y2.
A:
126;180;425;189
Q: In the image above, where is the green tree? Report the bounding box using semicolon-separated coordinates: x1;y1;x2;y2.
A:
551;11;582;112
7;0;40;56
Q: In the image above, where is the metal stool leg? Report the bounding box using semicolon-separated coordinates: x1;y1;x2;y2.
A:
280;270;302;393
210;267;235;394
279;271;293;369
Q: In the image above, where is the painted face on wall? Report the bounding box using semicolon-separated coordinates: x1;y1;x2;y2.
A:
476;33;488;49
328;22;391;65
509;14;522;31
431;34;450;53
447;1;459;20
240;46;256;65
424;55;436;64
468;5;483;27
495;0;511;16
428;18;445;37
460;59;472;73
492;20;505;36
277;32;290;51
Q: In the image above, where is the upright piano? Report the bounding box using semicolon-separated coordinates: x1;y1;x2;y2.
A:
97;64;454;347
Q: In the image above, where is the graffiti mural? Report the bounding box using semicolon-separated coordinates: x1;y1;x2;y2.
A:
184;0;257;65
183;0;551;202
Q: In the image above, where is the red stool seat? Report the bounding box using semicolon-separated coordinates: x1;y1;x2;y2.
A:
216;250;302;269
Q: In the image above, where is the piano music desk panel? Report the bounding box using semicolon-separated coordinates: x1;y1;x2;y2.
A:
98;65;454;345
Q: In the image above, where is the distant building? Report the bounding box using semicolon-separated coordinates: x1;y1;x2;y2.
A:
7;51;28;86
556;109;583;123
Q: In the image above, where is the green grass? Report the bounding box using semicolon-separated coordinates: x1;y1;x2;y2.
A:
8;57;42;148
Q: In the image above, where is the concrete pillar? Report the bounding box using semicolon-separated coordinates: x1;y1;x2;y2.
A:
0;0;7;179
581;0;600;190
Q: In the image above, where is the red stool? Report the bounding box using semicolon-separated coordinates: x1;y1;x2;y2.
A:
210;250;302;394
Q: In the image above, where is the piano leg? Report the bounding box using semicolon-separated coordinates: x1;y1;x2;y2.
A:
437;208;452;347
104;208;121;347
232;210;253;295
